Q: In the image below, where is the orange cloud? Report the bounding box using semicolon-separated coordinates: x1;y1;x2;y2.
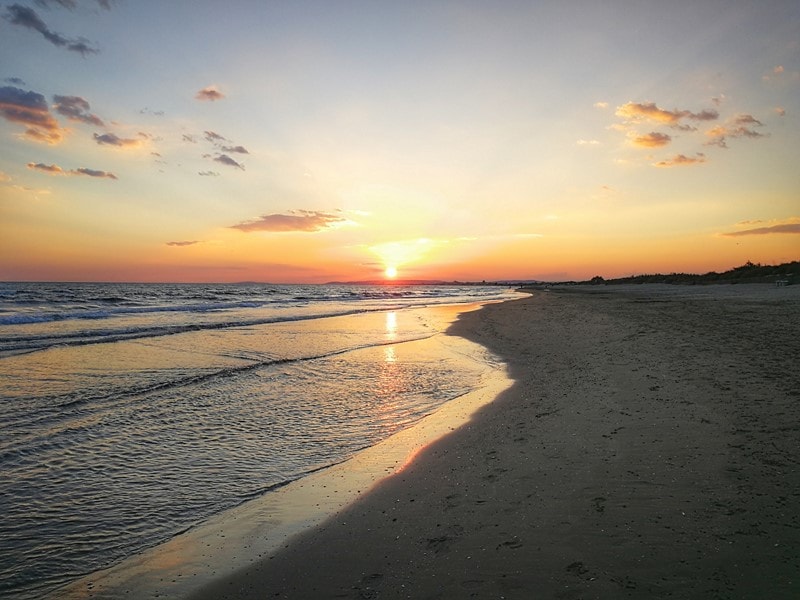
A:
616;101;718;125
652;154;707;168
705;114;766;148
27;162;117;179
0;85;64;144
231;210;350;233
196;86;225;101
630;131;671;148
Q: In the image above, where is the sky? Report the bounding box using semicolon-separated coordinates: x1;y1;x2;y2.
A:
0;0;798;283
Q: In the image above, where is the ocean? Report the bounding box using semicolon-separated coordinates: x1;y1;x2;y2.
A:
0;282;519;599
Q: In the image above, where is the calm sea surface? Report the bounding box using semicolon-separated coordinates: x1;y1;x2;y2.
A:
0;282;518;599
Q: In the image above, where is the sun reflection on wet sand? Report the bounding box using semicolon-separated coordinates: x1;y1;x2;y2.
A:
385;311;397;341
383;345;397;363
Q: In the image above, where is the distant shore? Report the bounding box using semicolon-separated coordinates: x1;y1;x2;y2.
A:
191;283;800;599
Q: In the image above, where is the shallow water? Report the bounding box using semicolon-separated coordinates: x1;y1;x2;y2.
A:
0;283;517;599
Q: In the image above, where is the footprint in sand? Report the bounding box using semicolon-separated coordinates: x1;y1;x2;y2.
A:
496;538;523;550
592;496;607;513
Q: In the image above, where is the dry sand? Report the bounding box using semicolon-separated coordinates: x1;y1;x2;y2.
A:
191;284;800;599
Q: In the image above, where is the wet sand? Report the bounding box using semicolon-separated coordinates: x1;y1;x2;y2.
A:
191;284;800;599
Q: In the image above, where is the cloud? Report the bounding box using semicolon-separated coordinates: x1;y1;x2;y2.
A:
576;139;600;146
616;101;718;125
593;101;608;109
774;65;785;74
630;131;671;148
221;144;249;154
0;86;64;143
3;4;98;55
27;161;117;179
27;161;65;174
733;114;763;127
722;221;800;237
198;170;220;176
213;154;245;170
0;171;11;183
231;210;349;233
705;114;766;148
74;167;117;179
195;86;225;102
774;107;786;117
53;94;104;126
166;240;201;247
204;130;226;143
652;153;707;168
5;77;26;85
93;132;141;147
36;0;113;9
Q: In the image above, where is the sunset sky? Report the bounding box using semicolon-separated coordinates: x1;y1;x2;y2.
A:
1;0;798;283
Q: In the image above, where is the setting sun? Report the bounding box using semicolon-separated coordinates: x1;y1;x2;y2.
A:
385;266;398;279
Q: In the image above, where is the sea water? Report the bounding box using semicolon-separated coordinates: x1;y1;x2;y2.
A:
0;282;518;599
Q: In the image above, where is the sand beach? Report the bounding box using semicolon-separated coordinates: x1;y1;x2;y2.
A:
190;284;800;599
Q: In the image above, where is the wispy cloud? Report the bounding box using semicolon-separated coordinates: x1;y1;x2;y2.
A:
576;139;600;146
721;219;800;237
221;145;249;154
27;162;64;174
27;161;117;179
53;95;104;126
93;132;141;147
652;153;707;168
231;210;349;233
213;154;245;170
195;86;225;102
198;170;220;177
629;131;671;148
0;85;64;144
190;131;250;171
204;130;225;143
74;167;117;178
166;240;201;247
593;101;609;109
35;1;110;9
3;4;99;55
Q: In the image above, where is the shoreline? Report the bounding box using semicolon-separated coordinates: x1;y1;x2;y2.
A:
190;283;800;599
51;302;512;600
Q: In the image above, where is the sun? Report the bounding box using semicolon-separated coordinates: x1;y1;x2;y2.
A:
385;266;398;279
